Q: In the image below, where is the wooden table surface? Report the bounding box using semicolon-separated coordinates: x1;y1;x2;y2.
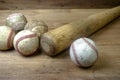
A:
0;9;119;80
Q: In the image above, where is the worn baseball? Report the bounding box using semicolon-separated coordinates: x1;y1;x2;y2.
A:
6;13;27;33
69;37;98;67
13;30;39;56
24;20;48;37
0;26;15;50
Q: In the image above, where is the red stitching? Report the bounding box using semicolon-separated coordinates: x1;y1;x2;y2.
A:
71;44;81;66
82;38;98;58
7;29;14;49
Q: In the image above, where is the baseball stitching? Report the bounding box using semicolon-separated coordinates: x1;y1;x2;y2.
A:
82;38;98;58
71;44;82;66
7;29;14;49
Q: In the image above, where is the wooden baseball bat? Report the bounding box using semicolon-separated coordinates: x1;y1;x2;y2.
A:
41;6;120;56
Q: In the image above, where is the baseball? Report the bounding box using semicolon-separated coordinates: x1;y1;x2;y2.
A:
0;26;15;50
24;20;48;37
6;13;27;33
69;37;98;67
13;30;39;56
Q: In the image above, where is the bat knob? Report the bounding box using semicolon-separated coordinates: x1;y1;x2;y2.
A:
41;33;55;56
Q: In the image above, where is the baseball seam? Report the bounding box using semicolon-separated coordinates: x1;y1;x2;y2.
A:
15;33;37;56
71;44;82;66
7;29;14;49
82;38;98;58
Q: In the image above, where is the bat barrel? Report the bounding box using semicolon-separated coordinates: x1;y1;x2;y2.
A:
41;6;120;56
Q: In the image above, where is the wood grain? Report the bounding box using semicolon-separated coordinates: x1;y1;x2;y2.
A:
0;9;119;80
0;0;119;9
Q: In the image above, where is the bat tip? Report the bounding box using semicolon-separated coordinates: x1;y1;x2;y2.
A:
40;33;56;56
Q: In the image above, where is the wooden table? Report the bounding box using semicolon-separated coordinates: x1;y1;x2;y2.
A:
0;9;119;80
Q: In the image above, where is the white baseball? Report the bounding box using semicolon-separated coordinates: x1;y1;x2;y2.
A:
13;30;39;56
0;26;15;50
6;13;27;33
69;37;98;67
